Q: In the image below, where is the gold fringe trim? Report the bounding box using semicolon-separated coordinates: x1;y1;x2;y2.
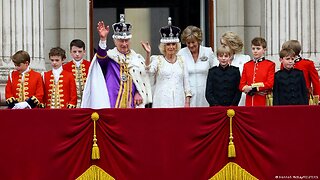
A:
91;112;100;160
266;92;273;106
309;94;314;105
309;94;319;105
227;109;236;158
76;165;115;180
209;162;258;180
314;95;319;105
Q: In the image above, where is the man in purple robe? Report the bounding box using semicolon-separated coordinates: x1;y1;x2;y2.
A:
81;14;152;108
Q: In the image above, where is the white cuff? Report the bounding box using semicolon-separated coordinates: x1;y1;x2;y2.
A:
99;40;107;50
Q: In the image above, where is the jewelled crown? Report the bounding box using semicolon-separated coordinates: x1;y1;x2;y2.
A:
112;14;132;39
159;17;181;43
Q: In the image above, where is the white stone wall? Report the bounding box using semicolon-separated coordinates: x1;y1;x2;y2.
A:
1;0;320;105
0;0;46;104
264;0;320;71
43;0;89;70
216;0;320;73
0;0;89;105
215;0;246;52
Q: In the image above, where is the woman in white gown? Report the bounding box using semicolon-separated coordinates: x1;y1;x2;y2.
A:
177;26;218;107
217;31;251;106
142;17;192;108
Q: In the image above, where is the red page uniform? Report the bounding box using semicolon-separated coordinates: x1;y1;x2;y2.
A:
293;57;320;97
5;69;44;108
42;70;77;108
63;60;90;107
239;58;275;106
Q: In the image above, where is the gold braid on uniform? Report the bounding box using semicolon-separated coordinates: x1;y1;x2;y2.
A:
6;97;18;108
26;96;40;108
72;63;87;107
67;104;76;108
37;103;45;108
48;75;64;108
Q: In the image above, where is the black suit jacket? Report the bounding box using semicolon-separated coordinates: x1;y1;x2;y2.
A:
205;65;241;106
273;68;308;105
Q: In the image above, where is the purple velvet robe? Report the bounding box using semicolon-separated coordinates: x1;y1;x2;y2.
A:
97;46;136;108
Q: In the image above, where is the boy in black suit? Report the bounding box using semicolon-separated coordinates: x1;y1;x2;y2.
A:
205;46;241;106
273;48;308;105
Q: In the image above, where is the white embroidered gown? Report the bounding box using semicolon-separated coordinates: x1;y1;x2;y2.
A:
147;55;191;108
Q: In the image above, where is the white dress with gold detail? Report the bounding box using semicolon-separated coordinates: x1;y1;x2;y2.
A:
147;55;192;108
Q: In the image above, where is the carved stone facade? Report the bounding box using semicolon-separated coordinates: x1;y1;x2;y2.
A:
0;0;88;105
1;0;319;106
264;0;320;71
215;0;320;71
0;0;46;104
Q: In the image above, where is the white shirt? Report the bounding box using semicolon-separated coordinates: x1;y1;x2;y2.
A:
20;67;30;82
73;59;83;68
52;66;63;83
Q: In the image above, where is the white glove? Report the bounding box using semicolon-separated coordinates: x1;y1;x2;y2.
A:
12;101;31;109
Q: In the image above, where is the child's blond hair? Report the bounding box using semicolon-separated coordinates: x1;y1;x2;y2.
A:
217;46;232;57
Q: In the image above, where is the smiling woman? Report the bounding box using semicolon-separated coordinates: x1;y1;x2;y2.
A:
142;17;192;108
92;0;202;55
177;26;217;107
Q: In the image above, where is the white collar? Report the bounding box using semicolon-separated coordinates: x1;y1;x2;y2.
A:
21;67;30;75
52;66;63;83
73;59;83;68
20;67;30;81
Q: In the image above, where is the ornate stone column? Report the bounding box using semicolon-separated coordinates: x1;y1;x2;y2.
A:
265;0;320;71
0;0;46;105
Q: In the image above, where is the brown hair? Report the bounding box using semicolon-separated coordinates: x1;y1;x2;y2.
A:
251;37;267;48
70;39;85;50
281;40;301;55
279;48;295;59
217;46;232;57
11;50;30;65
221;31;244;54
180;26;203;44
49;47;66;59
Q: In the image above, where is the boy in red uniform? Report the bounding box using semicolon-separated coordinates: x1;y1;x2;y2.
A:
63;39;90;107
5;50;44;109
281;40;320;104
42;47;77;108
239;37;275;106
